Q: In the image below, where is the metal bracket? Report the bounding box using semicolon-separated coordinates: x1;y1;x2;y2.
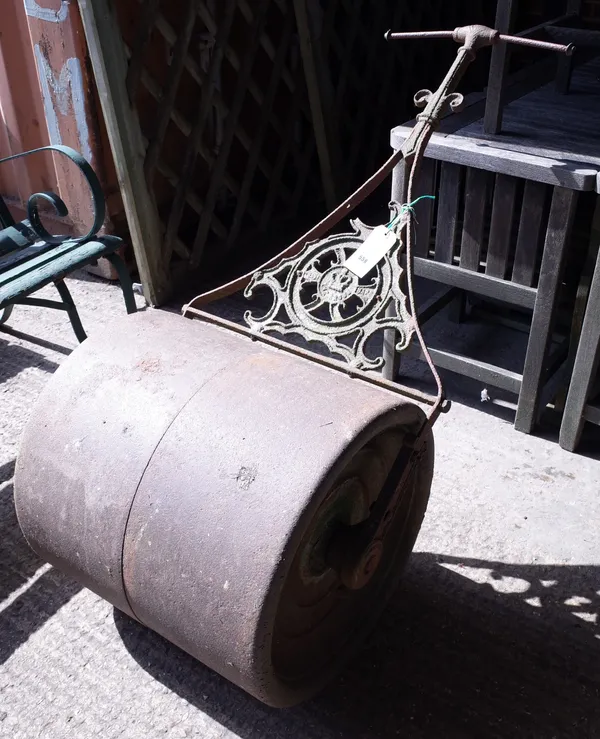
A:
244;203;414;372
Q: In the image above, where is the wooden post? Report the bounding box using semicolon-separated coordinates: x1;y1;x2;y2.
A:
483;0;517;135
560;236;600;451
515;187;578;434
77;0;170;306
556;0;582;94
293;0;342;210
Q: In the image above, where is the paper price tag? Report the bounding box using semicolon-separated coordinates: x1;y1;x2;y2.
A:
344;226;399;278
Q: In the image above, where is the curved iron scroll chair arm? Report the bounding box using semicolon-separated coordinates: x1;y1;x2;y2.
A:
0;144;106;244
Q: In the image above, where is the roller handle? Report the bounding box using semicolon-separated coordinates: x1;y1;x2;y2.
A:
385;25;575;56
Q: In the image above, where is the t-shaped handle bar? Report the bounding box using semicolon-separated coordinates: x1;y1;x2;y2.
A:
385;25;575;56
388;23;576;168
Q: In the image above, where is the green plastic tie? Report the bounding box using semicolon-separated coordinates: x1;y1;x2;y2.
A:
387;194;435;230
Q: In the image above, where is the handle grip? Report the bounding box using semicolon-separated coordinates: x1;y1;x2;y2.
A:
498;33;574;55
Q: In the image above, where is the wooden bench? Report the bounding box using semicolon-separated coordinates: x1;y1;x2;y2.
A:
0;145;136;342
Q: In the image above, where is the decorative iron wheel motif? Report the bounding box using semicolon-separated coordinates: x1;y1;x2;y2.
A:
244;210;415;371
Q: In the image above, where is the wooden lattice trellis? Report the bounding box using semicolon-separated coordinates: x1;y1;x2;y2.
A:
295;0;495;205
78;0;498;305
80;0;321;303
121;0;321;268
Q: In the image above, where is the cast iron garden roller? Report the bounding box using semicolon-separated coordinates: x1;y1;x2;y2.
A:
14;22;575;707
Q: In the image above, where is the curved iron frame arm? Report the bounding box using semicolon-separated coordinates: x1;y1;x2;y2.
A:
182;26;575;589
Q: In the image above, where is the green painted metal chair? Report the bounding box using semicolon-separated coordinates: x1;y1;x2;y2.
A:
0;145;136;342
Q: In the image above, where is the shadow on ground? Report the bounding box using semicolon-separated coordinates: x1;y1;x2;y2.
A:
114;552;600;738
0;336;62;383
0;326;73;357
0;459;81;665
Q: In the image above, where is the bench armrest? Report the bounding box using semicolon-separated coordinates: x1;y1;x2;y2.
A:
0;145;105;245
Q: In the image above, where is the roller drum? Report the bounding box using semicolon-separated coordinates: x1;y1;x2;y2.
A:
15;310;434;706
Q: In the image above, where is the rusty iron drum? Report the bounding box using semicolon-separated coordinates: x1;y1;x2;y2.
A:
14;310;434;707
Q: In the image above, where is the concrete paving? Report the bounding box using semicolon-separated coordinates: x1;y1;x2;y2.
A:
1;271;599;738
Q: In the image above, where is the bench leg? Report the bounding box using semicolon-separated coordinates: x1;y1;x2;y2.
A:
105;252;138;314
54;280;87;343
515;187;578;434
0;305;14;325
560;246;600;452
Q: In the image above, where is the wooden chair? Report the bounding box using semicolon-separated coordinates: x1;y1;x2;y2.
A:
383;1;600;435
559;202;600;451
387;127;596;434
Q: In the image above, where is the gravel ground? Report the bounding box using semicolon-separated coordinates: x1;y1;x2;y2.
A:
1;271;599;738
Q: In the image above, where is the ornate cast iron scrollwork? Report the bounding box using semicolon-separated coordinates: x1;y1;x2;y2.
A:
244;203;415;371
0;144;106;244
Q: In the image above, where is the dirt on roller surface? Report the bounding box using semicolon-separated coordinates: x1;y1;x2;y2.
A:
1;270;600;738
